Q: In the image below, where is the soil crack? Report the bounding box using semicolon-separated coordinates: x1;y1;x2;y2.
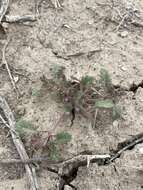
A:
70;107;76;127
129;81;143;93
58;132;143;190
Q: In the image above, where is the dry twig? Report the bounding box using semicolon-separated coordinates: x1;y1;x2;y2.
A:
116;14;128;31
4;14;37;23
109;136;143;163
0;0;9;22
54;0;61;8
92;109;98;128
0;154;110;165
2;39;20;98
0;96;39;190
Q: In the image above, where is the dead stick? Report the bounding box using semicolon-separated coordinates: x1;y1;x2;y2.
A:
92;109;98;128
0;158;59;165
0;0;9;22
109;136;143;162
54;0;62;8
116;14;128;31
0;154;111;165
0;96;39;190
4;14;37;23
2;39;20;98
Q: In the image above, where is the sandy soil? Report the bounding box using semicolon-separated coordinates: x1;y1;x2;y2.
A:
0;0;143;189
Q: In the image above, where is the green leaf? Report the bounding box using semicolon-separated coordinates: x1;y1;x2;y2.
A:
16;119;35;135
56;132;72;144
95;99;114;108
81;75;94;86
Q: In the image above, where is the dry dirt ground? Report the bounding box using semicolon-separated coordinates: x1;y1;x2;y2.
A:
0;0;143;189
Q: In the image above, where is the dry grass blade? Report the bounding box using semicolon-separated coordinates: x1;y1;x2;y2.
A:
54;0;61;8
2;39;20;98
0;0;9;22
0;96;39;190
50;0;61;8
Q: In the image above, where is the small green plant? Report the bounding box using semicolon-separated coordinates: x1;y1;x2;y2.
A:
48;142;61;161
41;66;121;126
99;68;113;91
16;119;35;135
29;131;72;161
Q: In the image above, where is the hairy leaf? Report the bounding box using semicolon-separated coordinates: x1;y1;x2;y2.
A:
95;99;114;108
31;89;41;97
56;132;72;144
16;119;35;134
50;64;65;78
81;75;94;86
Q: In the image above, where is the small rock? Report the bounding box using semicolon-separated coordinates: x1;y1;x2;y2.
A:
135;144;143;154
64;185;73;190
88;19;94;25
0;148;8;155
112;79;120;87
17;105;25;116
1;22;9;29
113;120;119;128
120;66;127;71
119;31;128;38
13;76;19;83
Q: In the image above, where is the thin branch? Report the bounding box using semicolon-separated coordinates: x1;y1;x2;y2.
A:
66;49;101;58
92;109;98;128
116;14;128;31
4;14;37;23
54;0;62;9
109;136;143;163
0;0;9;22
58;154;111;167
0;157;59;165
2;134;141;167
0;96;39;190
0;154;111;166
2;39;20;98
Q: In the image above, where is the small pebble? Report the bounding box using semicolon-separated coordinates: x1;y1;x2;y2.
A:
64;186;73;190
13;76;19;83
120;66;127;71
113;120;119;128
1;22;9;29
119;31;128;38
17;105;25;116
88;19;94;25
135;144;143;154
